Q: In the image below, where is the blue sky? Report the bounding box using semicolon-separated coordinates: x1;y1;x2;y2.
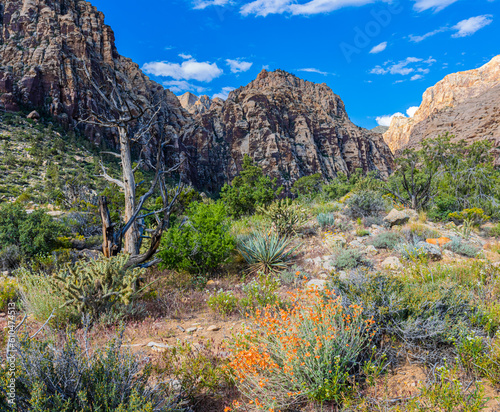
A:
92;0;499;129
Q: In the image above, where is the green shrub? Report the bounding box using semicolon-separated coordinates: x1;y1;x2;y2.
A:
258;198;308;236
239;272;281;312
0;245;21;271
0;330;180;411
0;203;66;258
48;255;145;322
322;169;380;201
445;237;480;258
428;194;458;221
400;223;440;244
333;248;371;270
332;272;474;346
237;232;299;275
18;269;79;326
158;201;235;274
207;289;239;317
490;223;500;238
0;277;18;311
322;172;352;200
345;191;386;219
356;228;370;237
291;173;322;198
396;242;428;261
220;155;283;217
228;287;375;409
310;201;342;216
405;364;487;412
278;266;310;286
157;341;231;403
317;213;335;229
369;232;402;249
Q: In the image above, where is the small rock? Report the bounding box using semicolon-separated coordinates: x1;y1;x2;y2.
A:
329;236;347;247
384;209;411;227
416;241;442;260
177;325;185;332
318;272;329;280
207;325;220;332
306;279;327;290
349;240;364;248
321;261;336;272
338;271;348;281
186;327;198;333
147;342;171;352
381;257;403;270
365;245;378;254
27;110;40;120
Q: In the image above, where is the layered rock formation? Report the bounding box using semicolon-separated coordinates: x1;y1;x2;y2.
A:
0;0;394;192
180;69;394;192
178;92;213;115
0;0;185;147
384;55;500;159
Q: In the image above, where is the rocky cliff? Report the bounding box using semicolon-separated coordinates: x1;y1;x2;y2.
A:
384;55;500;159
0;0;394;193
0;0;185;147
180;69;394;192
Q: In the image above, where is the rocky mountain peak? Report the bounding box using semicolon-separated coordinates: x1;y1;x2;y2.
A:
0;0;185;146
384;55;500;158
181;69;394;192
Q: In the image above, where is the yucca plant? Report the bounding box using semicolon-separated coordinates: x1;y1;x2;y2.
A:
237;231;300;274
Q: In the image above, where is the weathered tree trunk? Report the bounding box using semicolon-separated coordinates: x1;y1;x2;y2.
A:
119;126;139;255
98;196;120;257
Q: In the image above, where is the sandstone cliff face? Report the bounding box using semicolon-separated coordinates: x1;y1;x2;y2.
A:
0;0;394;192
178;92;214;115
181;69;394;192
0;0;185;147
384;55;500;159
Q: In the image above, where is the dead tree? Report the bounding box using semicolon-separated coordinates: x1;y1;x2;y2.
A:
80;65;182;267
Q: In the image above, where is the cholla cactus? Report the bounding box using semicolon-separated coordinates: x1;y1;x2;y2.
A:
258;198;308;236
49;254;145;318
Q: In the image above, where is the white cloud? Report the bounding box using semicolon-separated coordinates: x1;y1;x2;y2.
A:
142;58;223;82
407;106;419;117
179;53;193;60
370;56;435;77
370;57;423;75
409;27;448;42
411;74;424;81
376;106;420;126
452;15;493;37
297;68;329;75
240;0;291;16
241;0;386;17
226;59;253;73
369;42;387;54
413;0;459;12
164;80;208;94
213;86;236;100
376;112;406;127
193;0;231;9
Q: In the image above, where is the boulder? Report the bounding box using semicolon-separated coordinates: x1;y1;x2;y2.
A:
306;279;327;290
27;110;40;120
384;209;411;227
416;241;442;260
381;256;403;270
